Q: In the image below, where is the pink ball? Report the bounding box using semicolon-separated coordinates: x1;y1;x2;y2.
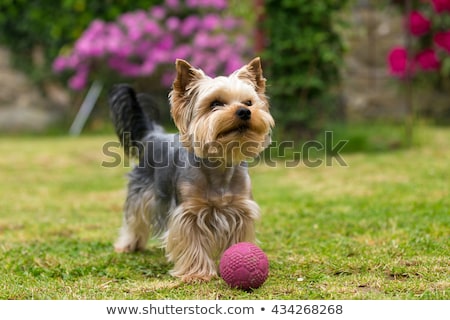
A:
219;242;269;290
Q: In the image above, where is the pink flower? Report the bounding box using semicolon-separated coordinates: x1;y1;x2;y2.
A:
209;34;227;47
165;0;179;8
407;11;430;36
193;32;210;47
202;14;220;30
143;20;162;36
414;48;440;71
186;0;226;9
226;56;244;75
150;6;166;20
199;0;227;9
68;66;89;90
135;41;152;56
172;44;191;60
52;1;250;91
180;16;200;36
186;0;199;7
387;47;409;77
434;31;450;54
141;58;156;74
431;0;450;13
157;34;174;50
52;56;68;73
166;17;180;31
107;56;126;71
162;71;176;87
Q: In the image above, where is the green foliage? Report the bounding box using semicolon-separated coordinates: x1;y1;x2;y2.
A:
0;0;161;81
263;0;349;137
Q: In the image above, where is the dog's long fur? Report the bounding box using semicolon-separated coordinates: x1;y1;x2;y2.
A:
109;58;274;282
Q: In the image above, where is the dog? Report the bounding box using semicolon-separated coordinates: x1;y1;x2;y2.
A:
109;57;274;282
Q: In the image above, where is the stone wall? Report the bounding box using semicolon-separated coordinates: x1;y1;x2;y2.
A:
341;4;450;123
0;47;69;133
341;5;407;122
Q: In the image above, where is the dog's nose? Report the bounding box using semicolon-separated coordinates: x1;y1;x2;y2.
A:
236;107;251;121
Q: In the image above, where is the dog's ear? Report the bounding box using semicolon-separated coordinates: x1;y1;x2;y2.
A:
235;57;266;94
172;59;205;94
170;60;205;137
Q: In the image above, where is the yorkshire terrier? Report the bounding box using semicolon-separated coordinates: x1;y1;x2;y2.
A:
109;57;274;282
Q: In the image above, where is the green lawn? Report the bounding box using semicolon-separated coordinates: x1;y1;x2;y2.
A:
0;126;448;299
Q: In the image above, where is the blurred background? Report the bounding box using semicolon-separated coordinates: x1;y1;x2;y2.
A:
0;0;449;151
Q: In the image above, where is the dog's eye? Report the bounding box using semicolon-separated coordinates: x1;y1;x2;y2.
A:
210;100;224;108
244;100;252;106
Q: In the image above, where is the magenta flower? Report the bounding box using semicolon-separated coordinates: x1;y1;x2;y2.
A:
162;71;176;87
226;56;244;75
201;0;227;9
414;48;440;71
143;20;162;36
104;24;124;53
69;66;89;90
165;0;179;9
209;34;227;47
193;32;211;47
180;16;200;36
166;17;180;31
434;31;450;54
388;47;409;78
407;11;431;36
52;0;250;90
202;14;220;30
172;44;192;60
187;0;227;9
52;56;67;73
141;58;156;74
150;6;166;20
431;0;450;13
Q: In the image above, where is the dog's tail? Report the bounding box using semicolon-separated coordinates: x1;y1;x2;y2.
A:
108;84;161;158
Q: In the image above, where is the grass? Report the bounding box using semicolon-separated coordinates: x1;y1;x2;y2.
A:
0;125;448;299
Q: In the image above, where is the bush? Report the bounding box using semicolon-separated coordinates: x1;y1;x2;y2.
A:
263;0;349;138
0;0;160;82
387;0;450;125
387;0;450;79
52;0;251;91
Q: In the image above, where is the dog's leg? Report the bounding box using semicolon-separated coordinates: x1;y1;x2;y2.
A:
163;206;218;282
114;185;154;253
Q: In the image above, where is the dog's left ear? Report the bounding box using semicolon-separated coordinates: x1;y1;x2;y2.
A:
236;57;266;94
173;59;205;94
170;59;206;134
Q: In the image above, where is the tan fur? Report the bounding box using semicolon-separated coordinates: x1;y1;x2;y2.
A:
115;187;155;252
163;178;259;281
169;57;274;165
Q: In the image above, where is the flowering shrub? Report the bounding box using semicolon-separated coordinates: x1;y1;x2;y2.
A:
52;0;250;90
0;0;157;82
387;0;450;79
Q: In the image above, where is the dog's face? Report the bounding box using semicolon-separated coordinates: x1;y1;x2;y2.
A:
169;58;275;165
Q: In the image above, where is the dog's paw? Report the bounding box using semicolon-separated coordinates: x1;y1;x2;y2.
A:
180;274;215;283
114;235;148;253
114;242;141;253
114;245;133;253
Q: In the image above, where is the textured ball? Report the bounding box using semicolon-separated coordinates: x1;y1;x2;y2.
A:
219;242;269;290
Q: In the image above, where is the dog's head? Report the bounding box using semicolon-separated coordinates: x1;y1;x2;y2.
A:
169;57;275;165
